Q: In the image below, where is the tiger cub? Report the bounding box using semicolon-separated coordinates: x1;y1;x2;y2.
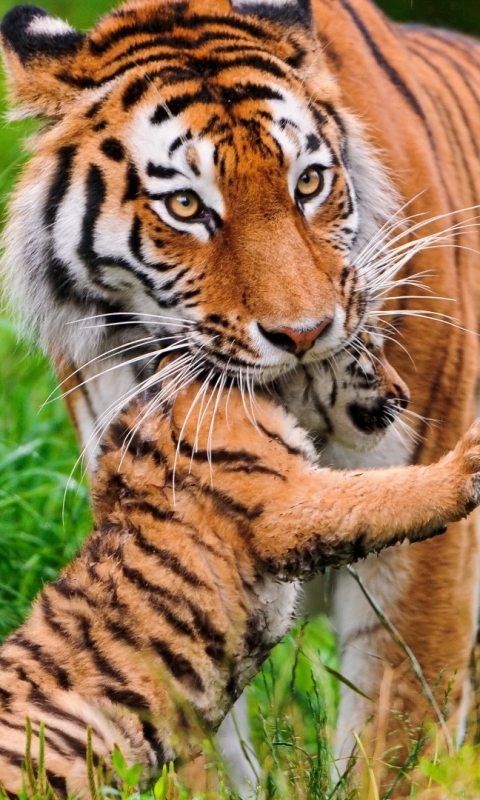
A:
1;357;480;794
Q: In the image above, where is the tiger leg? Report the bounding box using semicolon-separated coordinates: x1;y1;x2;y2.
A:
335;515;479;793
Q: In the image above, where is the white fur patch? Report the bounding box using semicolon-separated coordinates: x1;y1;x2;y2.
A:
28;15;75;37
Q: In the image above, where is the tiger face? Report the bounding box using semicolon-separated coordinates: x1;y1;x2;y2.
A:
1;0;397;385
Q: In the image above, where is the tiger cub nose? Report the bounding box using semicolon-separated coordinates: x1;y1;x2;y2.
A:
259;318;332;355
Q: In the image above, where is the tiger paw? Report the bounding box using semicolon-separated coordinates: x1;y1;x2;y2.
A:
446;419;480;513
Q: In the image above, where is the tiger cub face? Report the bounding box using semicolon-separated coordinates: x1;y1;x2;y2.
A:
273;327;410;451
1;0;398;389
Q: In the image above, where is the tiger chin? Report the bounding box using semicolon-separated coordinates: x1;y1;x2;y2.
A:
0;364;480;794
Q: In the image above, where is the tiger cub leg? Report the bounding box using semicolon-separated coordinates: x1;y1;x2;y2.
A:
169;383;480;578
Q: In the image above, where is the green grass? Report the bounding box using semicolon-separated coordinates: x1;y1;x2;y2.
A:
0;317;91;637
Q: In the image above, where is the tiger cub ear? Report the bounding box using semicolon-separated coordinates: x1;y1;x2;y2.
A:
230;0;312;28
1;4;85;116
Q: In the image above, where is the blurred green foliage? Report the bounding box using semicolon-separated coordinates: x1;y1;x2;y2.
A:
377;0;480;36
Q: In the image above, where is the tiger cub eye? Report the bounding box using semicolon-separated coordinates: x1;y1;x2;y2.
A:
296;167;324;199
166;190;202;220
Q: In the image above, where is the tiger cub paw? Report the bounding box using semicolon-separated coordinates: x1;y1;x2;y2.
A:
448;419;480;513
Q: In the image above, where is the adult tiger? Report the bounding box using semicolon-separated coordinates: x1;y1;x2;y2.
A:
1;0;479;792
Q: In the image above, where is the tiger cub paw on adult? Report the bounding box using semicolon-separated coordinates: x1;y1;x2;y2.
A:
1;371;480;793
273;328;410;452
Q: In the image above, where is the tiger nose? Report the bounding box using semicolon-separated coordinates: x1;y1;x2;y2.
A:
259;318;332;355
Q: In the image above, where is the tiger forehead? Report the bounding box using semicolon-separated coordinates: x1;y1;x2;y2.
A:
78;0;314;83
123;83;337;180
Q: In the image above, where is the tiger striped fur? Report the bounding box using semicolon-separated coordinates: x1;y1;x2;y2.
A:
1;359;480;794
2;0;480;789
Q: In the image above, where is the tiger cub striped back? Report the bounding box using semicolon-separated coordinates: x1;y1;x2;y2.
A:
1;359;480;793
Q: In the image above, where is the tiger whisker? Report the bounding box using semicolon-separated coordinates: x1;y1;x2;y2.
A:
192;368;224;460
238;370;261;434
363;326;415;366
173;368;216;496
373;309;477;336
206;370;228;472
80;353;194;471
70;312;194;326
119;358;201;470
358;204;480;268
48;337;192;407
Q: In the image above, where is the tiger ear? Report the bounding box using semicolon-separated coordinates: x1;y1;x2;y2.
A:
230;0;312;29
1;5;85;116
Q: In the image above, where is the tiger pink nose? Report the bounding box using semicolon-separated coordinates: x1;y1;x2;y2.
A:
259;318;332;355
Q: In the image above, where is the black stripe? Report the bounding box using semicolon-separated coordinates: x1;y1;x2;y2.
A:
9;635;72;690
78;163;106;268
0;746;23;767
107;418;165;464
424;30;480;71
202;485;263;521
57;53;176;89
89;12;268;57
123;162;142;203
78;617;126;684
104;686;151;711
99;29;256;70
120;562;223;651
409;40;480;160
0;717;88;765
41;592;73;640
150;638;205;693
44;145;77;227
52;578;97;608
127;500;174;522
101;137;126;162
129;214;145;263
46;773;68;797
220;82;282;104
174;439;283;478
147;162;181;179
151;87;213;124
0;686;12;710
212;52;286;79
142;720;167;763
104;618;139;648
122;75;150;110
256;422;303;456
132;527;210;588
47;254;77;302
47;726;92;765
338;0;428;125
409;51;478;203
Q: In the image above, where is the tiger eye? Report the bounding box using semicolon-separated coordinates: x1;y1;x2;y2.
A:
296;167;323;198
166;190;202;220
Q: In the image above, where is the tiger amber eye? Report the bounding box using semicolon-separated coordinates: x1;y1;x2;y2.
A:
167;190;201;220
296;167;323;197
